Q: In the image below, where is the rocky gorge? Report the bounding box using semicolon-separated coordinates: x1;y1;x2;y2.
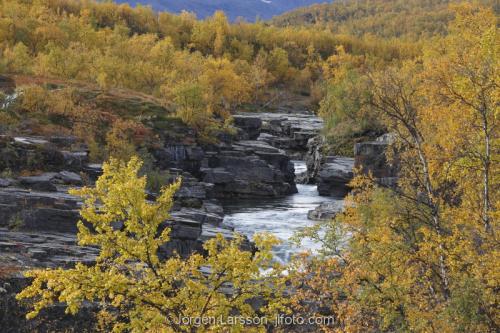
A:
0;106;395;331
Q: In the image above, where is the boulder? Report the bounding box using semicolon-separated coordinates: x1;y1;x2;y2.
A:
202;200;225;216
19;208;80;233
171;208;224;226
201;167;234;184
154;144;204;175
307;202;343;221
175;179;213;201
317;157;354;197
62;151;88;171
0;227;99;269
0;188;81;230
83;163;103;179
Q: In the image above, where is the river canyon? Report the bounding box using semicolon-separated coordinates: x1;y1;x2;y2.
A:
0;102;392;330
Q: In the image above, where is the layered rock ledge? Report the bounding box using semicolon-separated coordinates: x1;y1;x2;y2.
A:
234;111;323;158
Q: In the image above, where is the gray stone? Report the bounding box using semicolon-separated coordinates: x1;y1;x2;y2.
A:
0;178;11;187
202;200;224;216
171;208;223;226
154;145;204;174
49;136;77;147
235;112;323;157
1;136;69;172
302;135;324;184
175;181;211;200
15;207;79;233
83;163;102;179
201;168;234;184
317;157;354;197
307;202;343;221
19;173;58;192
56;171;83;185
199;139;296;198
62;151;88;170
233;115;262;140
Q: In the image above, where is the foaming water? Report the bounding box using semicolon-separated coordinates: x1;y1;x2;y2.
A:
222;161;342;264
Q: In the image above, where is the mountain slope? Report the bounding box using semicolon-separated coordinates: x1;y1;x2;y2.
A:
272;0;498;40
117;0;332;21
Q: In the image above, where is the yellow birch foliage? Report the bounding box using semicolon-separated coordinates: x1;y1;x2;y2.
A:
17;157;287;332
290;5;499;332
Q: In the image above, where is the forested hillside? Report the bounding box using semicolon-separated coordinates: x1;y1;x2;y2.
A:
273;0;498;40
0;0;418;154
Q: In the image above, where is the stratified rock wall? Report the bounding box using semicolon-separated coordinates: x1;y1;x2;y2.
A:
234;112;323;159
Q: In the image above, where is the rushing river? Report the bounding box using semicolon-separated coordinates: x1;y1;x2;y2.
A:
222;161;343;264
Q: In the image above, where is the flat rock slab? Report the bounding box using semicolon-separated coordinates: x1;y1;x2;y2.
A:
56;171;83;185
0;227;98;270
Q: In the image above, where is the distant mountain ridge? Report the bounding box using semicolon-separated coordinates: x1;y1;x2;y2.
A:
115;0;331;21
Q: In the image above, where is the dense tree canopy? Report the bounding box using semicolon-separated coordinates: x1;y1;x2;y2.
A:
0;0;424;147
290;5;499;332
273;0;498;41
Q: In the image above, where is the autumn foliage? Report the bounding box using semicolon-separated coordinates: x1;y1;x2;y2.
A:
290;5;499;332
4;1;499;332
17;157;287;332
